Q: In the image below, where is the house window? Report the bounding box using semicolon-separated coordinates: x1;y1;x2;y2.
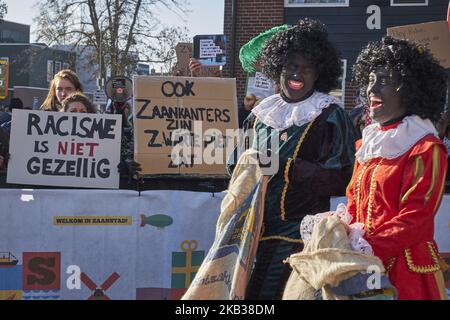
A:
54;61;62;74
285;0;349;7
329;59;346;104
390;0;428;6
47;60;53;83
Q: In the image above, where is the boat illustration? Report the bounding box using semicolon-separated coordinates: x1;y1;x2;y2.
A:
0;252;19;266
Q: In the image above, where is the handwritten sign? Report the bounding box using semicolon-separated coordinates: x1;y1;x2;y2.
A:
7;110;122;189
175;42;193;76
387;20;450;68
193;35;227;66
133;76;238;175
246;72;276;100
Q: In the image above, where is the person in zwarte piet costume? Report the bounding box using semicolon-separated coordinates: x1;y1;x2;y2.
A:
349;36;449;300
229;18;357;300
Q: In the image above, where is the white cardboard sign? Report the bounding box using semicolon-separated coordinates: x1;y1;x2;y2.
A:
7;109;122;189
93;90;108;105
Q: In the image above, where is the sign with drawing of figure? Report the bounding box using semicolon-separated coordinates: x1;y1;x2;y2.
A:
7;109;122;189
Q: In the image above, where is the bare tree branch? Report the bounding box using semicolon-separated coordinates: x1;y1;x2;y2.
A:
34;0;190;76
0;0;7;21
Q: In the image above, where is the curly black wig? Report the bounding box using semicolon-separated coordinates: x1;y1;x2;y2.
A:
260;18;341;93
353;36;448;123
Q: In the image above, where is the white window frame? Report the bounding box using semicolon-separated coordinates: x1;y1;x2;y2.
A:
339;59;347;104
390;0;428;6
285;0;349;7
54;61;62;74
46;60;54;83
329;59;347;104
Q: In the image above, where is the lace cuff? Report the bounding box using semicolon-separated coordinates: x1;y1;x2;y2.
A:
300;203;374;255
300;211;333;242
349;223;374;255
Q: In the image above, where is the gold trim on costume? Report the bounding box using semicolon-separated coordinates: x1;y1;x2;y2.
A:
280;121;315;221
404;242;441;274
366;159;383;234
355;162;370;223
425;145;440;203
400;155;424;203
260;235;304;243
433;172;446;213
284;158;294;184
385;257;397;274
431;242;449;271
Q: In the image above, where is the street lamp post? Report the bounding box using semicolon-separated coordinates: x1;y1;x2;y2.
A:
96;20;107;113
98;20;105;91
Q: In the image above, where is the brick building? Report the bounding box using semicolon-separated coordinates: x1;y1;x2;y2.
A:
0;20;75;108
223;0;449;110
223;0;284;106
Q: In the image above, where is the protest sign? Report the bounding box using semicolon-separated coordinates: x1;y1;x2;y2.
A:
7;110;122;189
387;20;450;68
175;42;193;76
175;42;220;77
245;72;276;101
193;35;227;66
93;90;108;105
133;76;238;175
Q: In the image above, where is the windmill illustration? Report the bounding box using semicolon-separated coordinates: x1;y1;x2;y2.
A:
80;272;120;300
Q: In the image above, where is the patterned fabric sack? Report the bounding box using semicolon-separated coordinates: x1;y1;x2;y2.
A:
283;215;395;300
183;150;267;300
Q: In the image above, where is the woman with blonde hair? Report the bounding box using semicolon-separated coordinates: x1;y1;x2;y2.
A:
61;92;97;114
41;69;83;111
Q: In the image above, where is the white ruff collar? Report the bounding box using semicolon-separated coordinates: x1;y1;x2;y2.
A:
251;91;342;130
356;115;438;164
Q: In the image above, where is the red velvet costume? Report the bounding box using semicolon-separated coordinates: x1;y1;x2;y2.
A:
346;121;448;300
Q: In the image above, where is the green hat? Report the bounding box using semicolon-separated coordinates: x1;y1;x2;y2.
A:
239;24;289;73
